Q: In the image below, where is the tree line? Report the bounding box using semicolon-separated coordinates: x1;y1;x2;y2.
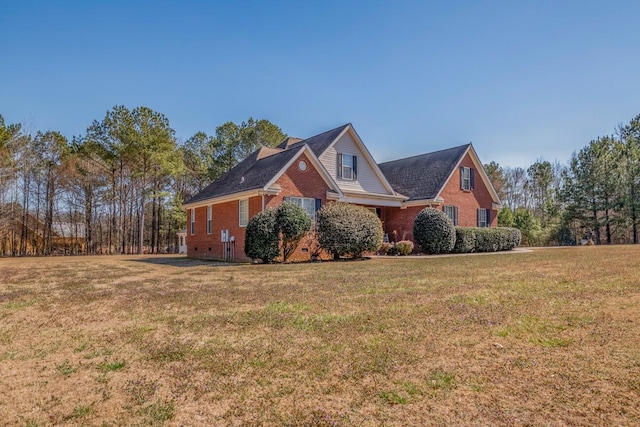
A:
488;113;640;246
0;107;285;256
2;107;639;256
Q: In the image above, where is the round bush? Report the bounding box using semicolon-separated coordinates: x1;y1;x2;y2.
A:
316;202;383;259
277;202;312;262
387;240;414;256
245;208;280;263
413;207;455;254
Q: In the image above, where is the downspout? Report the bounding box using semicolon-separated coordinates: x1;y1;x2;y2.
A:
261;194;265;212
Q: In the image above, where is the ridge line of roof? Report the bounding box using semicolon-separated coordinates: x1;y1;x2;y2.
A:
378;143;471;166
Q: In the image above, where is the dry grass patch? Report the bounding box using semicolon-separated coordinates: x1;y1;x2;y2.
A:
1;247;639;425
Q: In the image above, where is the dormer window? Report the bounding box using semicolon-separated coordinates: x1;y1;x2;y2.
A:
337;153;357;180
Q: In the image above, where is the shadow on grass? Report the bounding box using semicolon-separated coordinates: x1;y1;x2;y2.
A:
126;256;233;268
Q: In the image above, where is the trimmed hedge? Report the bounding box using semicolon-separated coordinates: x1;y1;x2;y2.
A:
316;202;383;259
451;226;522;254
453;227;476;253
413;208;456;254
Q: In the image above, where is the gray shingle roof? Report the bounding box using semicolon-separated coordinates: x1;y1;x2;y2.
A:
378;144;470;201
187;125;350;205
185;146;302;205
278;124;349;157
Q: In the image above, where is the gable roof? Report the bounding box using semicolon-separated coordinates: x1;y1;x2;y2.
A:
185;147;301;205
184;143;343;206
278;124;350;157
378;144;470;201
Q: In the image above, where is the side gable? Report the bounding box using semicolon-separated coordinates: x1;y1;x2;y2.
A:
378;144;469;202
434;145;501;207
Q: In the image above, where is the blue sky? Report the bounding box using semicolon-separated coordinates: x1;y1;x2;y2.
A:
2;1;639;167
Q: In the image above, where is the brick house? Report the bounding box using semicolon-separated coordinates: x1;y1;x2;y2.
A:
183;124;501;261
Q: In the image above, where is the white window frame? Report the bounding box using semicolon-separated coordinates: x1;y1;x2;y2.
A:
190;208;195;235
341;153;354;180
286;196;316;219
239;198;248;227
206;205;212;234
444;205;458;226
478;208;487;228
462;167;471;191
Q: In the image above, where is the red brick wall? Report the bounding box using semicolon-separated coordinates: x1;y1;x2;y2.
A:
381;152;497;242
187;153;331;262
439;153;498;227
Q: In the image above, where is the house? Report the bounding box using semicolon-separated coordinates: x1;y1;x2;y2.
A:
183;124;501;261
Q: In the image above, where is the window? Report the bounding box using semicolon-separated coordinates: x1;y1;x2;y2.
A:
206;205;212;234
443;205;458;226
239;199;248;227
284;196;319;219
337;153;357;180
460;167;475;191
190;209;195;235
477;208;491;227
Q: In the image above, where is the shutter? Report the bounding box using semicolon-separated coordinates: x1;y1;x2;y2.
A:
486;209;491;227
470;168;475;190
477;208;481;227
283;196;291;203
454;206;459;226
353;156;357;179
337;153;343;178
315;198;322;212
460;167;464;189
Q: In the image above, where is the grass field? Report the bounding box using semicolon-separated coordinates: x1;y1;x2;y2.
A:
1;246;640;426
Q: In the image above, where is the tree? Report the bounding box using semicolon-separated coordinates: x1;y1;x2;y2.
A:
484;161;506;201
562;137;622;244
513;207;541;246
498;207;515;227
618;114;640;243
210;118;286;178
527;160;555;226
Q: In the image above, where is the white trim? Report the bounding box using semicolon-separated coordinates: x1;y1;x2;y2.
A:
340;194;405;207
328;125;399;196
401;198;442;208
238;198;248;227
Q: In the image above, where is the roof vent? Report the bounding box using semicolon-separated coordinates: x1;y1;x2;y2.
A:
240;176;245;184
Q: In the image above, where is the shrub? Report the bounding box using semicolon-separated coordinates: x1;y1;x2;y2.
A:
453;227;476;253
277;202;312;262
413;208;455;254
316;202;384;259
245;208;280;263
472;227;521;252
387;240;414;256
509;227;522;249
378;242;392;255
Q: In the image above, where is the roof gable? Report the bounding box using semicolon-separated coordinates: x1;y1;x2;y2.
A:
379;144;501;205
280;124;350;157
184;144;343;206
378;144;470;201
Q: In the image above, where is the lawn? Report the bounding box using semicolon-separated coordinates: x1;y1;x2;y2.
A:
1;246;639;426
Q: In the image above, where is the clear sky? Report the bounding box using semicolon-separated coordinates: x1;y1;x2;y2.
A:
2;1;639;167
